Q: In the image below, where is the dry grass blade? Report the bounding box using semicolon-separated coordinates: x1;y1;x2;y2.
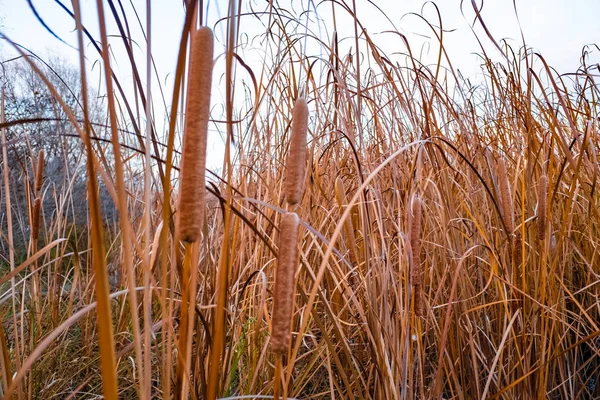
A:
0;315;11;393
537;174;548;241
78;0;118;397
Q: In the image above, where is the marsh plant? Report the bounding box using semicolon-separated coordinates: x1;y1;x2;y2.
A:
0;0;599;398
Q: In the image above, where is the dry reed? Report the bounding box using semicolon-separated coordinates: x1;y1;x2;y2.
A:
537;174;548;241
4;1;600;398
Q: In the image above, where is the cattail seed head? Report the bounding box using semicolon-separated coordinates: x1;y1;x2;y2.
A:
30;149;44;243
284;98;308;206
334;177;346;208
409;195;422;286
414;284;423;317
513;231;522;272
271;212;300;354
177;26;214;242
496;158;514;235
35;150;44;194
31;197;41;242
537;175;548;241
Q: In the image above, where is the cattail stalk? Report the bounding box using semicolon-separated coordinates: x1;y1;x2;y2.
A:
408;196;423;316
537;175;548;241
285;98;308;206
271;212;300;354
177;26;214;242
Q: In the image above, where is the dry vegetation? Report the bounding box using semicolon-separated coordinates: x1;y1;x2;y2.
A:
1;0;600;398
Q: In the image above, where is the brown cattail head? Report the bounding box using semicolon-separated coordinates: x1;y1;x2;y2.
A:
408;196;424;316
284;98;308;206
334;177;346;208
271;212;300;354
408;195;422;286
34;150;44;194
177;26;214;242
537;175;548;241
496;157;514;236
30;150;44;243
513;231;522;274
31;197;42;243
413;284;423;317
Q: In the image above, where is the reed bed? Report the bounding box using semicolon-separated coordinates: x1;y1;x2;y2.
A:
0;0;599;399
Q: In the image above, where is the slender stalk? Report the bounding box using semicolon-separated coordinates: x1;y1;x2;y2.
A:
143;1;153;396
76;1;120;397
1;87;21;399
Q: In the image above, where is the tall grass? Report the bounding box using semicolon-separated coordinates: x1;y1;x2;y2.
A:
1;0;599;398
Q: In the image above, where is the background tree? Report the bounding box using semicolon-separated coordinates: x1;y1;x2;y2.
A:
0;52;115;262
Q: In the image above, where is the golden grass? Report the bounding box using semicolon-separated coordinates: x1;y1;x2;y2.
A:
0;0;599;399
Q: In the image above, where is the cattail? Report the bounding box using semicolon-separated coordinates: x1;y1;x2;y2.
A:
413;284;423;317
334;177;346;210
271;212;300;354
537;175;548;241
284;98;308;206
177;26;214;242
513;231;522;273
408;196;423;316
496;157;514;236
31;197;41;242
31;150;44;242
409;196;422;286
34;150;44;194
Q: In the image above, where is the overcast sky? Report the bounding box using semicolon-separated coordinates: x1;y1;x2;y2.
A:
2;1;599;76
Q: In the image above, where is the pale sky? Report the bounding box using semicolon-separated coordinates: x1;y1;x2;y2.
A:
2;1;597;74
1;0;599;168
